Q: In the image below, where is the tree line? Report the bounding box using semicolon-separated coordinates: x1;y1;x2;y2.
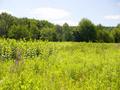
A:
0;12;120;42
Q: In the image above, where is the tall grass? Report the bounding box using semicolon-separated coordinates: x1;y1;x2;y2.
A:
0;39;119;90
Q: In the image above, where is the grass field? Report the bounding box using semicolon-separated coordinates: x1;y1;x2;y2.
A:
0;39;120;90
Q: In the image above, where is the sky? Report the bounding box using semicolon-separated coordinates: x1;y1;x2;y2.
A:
0;0;120;26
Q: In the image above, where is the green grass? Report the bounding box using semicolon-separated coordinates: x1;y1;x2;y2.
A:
0;39;120;90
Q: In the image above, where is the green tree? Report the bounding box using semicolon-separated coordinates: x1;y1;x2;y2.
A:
27;19;40;39
40;27;57;41
117;24;120;28
55;25;63;41
96;24;104;30
0;12;15;37
37;20;54;29
62;23;73;41
78;18;97;42
112;27;120;43
8;25;31;40
97;29;114;43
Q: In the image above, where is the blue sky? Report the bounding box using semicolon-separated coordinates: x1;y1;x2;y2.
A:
0;0;120;26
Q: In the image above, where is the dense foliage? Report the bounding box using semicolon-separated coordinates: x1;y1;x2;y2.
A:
0;12;120;42
0;39;119;89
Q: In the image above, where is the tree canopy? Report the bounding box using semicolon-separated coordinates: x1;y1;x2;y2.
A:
0;12;119;43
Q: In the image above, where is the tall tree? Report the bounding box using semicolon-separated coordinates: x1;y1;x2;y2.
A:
97;29;114;43
8;24;31;40
40;27;57;41
55;25;63;41
62;23;73;41
112;27;120;43
78;18;97;42
0;13;15;37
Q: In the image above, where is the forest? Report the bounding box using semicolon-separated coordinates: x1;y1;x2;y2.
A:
0;12;120;43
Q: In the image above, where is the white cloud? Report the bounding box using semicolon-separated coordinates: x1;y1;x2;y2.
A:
104;15;120;20
29;7;77;25
30;7;71;20
0;9;12;14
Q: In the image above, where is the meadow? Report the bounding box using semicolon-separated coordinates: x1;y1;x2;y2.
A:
0;39;120;90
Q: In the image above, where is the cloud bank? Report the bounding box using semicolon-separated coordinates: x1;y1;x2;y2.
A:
30;8;71;20
104;15;120;20
30;7;76;25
